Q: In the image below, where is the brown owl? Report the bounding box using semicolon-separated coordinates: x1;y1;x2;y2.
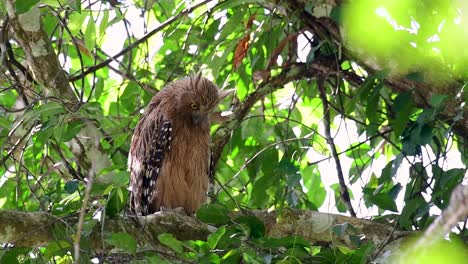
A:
128;74;233;215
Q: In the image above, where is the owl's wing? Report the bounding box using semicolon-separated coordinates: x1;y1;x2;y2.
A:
129;116;171;216
141;121;172;214
208;148;215;183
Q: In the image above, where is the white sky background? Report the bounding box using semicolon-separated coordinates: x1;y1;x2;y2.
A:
98;1;467;218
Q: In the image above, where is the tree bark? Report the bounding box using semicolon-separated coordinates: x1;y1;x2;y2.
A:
0;209;409;250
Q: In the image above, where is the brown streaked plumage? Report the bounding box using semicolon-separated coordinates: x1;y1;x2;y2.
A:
128;74;233;215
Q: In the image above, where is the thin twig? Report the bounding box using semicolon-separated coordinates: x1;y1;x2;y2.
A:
219;137;313;193
317;77;356;217
74;173;95;262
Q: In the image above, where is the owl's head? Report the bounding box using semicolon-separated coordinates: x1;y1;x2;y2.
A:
172;74;234;125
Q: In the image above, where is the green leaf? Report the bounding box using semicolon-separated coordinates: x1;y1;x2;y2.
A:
207;226;226;249
286;173;301;187
330;4;344;24
56;120;84;142
94;77;105;99
399;196;425;230
106;187;127;217
120;81;140;112
42;240;72;259
145;254;170;264
302;165;326;207
332;222;349;237
330;183;350;213
391;92;414;137
234;215;265;238
379;158;403;184
429;94;448;108
33;102;65;122
15;0;39;14
0;89;18;108
107;233;137;254
254;236;310;249
98;10;109;38
196;203;230;225
84;14;97;50
278;159;299;176
222;249;241;264
158;233;184;254
251;174;275;208
369;193;398;212
0;117;10;128
345;143;371;158
365;82;383;136
432;166;465;209
42;0;63;7
108;171;129;187
68;12;87;32
261;149;278;176
0;248;21;264
64;180;79;194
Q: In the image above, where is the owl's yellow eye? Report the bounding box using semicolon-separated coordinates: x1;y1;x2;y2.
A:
190;103;199;110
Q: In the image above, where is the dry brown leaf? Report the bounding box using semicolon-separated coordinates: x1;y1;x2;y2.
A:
246;14;256;29
233;34;250;71
232;15;257;71
76;39;92;57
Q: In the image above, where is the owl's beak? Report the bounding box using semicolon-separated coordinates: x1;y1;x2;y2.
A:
191;112;207;125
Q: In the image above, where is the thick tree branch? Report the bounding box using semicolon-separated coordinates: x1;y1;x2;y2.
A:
4;2;76;103
0;209;407;250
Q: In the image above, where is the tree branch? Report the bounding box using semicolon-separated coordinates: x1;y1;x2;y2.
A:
0;209;407;250
5;1;77;103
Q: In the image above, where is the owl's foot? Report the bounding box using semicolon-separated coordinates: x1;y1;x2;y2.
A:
158;206;187;215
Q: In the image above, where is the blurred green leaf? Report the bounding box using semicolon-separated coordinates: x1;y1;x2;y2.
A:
392;92;415;137
107;233;137;254
120;81;140;112
158;233;184;254
197;204;230;225
64;180;79;194
222;249;241;264
106;187;127;217
208;226;226;249
234;215;265;238
429;94;448;108
15;0;39;13
84;15;96;50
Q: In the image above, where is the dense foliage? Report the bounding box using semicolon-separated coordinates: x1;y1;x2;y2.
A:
0;0;466;263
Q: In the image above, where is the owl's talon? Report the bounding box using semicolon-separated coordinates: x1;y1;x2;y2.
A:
173;207;187;215
158;206;187;215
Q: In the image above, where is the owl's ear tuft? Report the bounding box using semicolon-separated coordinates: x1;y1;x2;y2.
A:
218;89;235;101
